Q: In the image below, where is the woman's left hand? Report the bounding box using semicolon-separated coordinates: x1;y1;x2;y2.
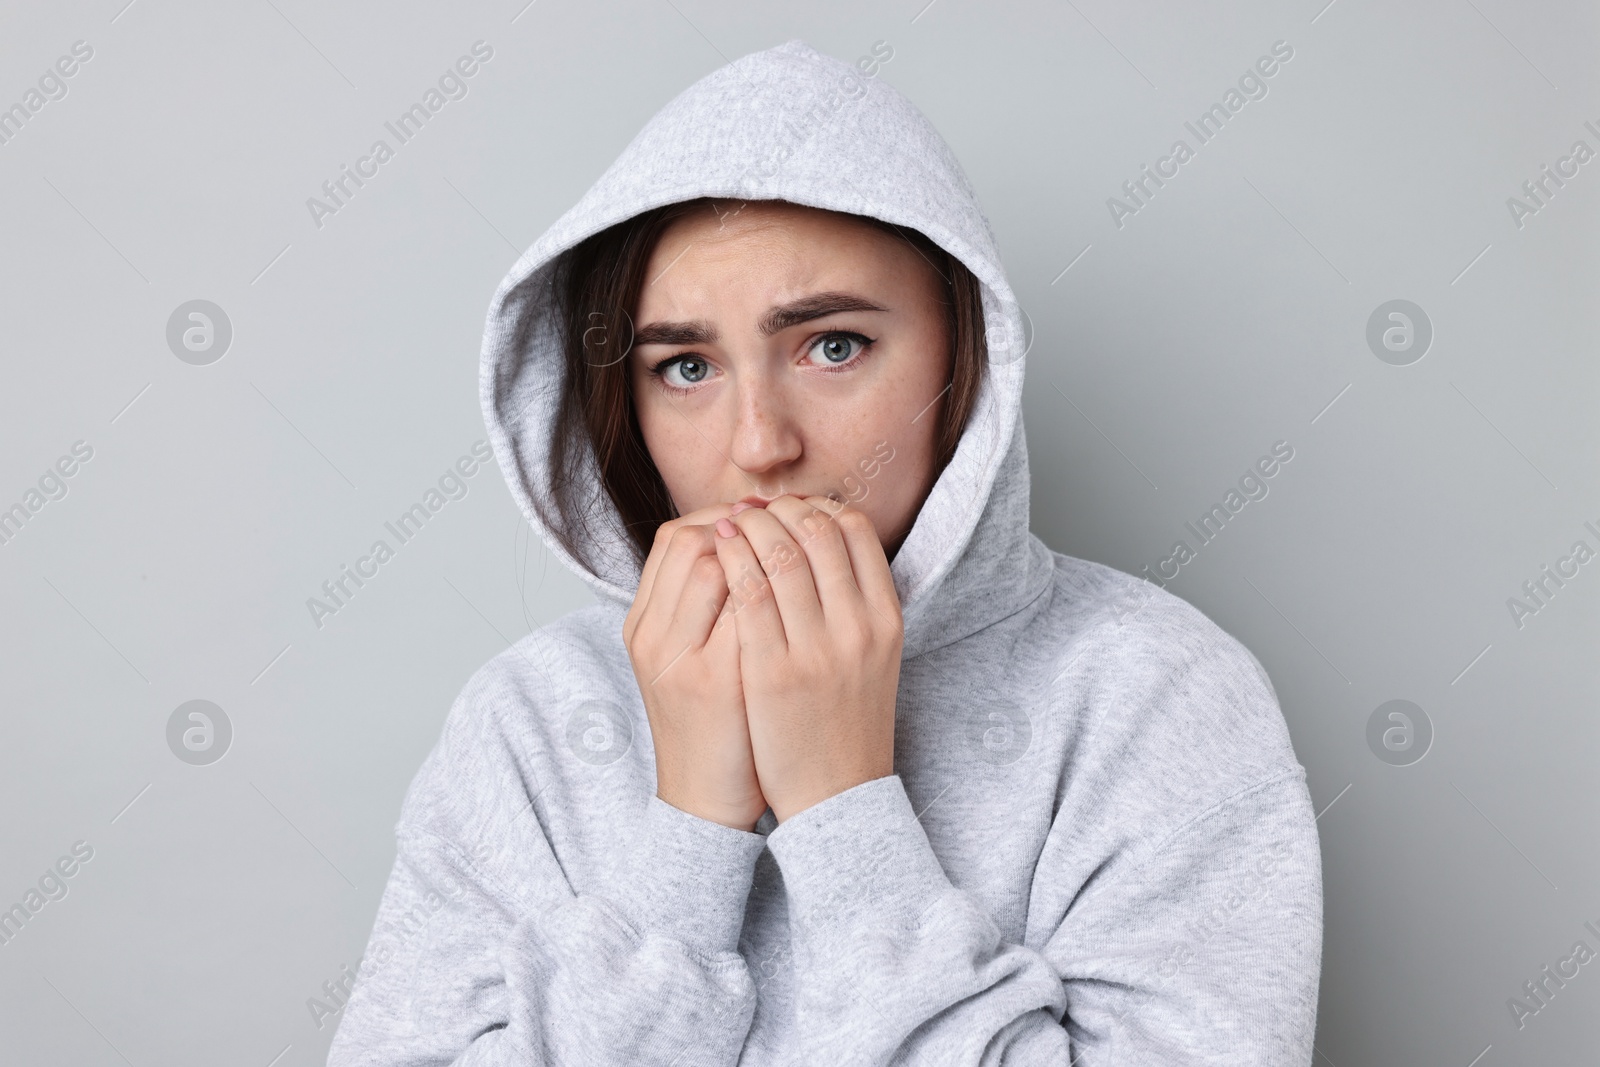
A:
711;494;904;823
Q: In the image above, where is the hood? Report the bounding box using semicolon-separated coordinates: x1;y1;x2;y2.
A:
479;39;1046;659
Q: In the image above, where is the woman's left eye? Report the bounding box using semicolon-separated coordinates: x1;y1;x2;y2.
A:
805;331;873;368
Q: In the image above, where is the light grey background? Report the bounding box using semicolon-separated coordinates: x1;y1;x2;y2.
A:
1;0;1595;1064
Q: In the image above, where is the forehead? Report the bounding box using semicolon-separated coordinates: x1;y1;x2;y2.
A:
639;202;923;308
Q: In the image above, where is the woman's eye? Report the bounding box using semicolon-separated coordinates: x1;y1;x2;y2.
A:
661;356;711;388
806;332;870;367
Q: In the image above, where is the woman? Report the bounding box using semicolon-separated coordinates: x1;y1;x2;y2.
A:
328;40;1322;1065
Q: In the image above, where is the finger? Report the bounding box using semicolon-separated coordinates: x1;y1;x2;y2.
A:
728;503;824;641
630;502;736;637
824;501;903;630
705;593;742;667
713;518;790;655
668;553;729;652
639;523;720;647
763;495;860;620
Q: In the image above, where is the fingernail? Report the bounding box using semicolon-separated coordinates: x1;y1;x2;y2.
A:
730;502;752;515
716;517;737;538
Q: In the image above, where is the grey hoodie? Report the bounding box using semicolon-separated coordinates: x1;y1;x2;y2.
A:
326;39;1322;1067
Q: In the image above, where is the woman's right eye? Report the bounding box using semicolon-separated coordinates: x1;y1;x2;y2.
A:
658;356;712;390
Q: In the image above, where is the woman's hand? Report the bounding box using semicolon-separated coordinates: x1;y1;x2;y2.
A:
711;495;904;823
623;503;768;832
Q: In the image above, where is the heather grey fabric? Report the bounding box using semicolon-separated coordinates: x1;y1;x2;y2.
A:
326;38;1322;1067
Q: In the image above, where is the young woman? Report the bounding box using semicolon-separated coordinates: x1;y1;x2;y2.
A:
328;40;1322;1066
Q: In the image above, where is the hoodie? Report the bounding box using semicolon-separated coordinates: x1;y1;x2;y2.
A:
326;39;1322;1067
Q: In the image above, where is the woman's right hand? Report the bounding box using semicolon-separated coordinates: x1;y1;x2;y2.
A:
623;503;768;832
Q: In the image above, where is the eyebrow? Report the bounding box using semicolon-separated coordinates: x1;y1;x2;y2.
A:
631;291;890;348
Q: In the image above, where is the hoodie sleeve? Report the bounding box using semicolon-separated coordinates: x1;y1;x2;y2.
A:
325;682;768;1067
763;771;1321;1065
761;610;1324;1067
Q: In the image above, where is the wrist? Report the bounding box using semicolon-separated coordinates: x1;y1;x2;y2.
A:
657;789;762;832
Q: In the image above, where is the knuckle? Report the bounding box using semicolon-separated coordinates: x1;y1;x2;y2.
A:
735;569;772;604
838;509;872;535
670;523;709;552
800;505;834;533
765;542;800;575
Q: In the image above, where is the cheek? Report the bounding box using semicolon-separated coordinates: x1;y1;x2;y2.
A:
820;380;939;528
632;387;717;504
870;339;945;459
866;332;947;526
876;420;936;510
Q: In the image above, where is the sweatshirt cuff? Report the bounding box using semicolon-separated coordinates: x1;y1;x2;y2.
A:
764;775;951;939
603;795;767;956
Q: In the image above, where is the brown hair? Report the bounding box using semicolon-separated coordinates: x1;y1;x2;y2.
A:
546;197;987;567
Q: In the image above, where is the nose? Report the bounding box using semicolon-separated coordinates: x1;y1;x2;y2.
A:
727;373;802;477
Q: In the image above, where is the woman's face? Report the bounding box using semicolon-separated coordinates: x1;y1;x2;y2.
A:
629;200;950;558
